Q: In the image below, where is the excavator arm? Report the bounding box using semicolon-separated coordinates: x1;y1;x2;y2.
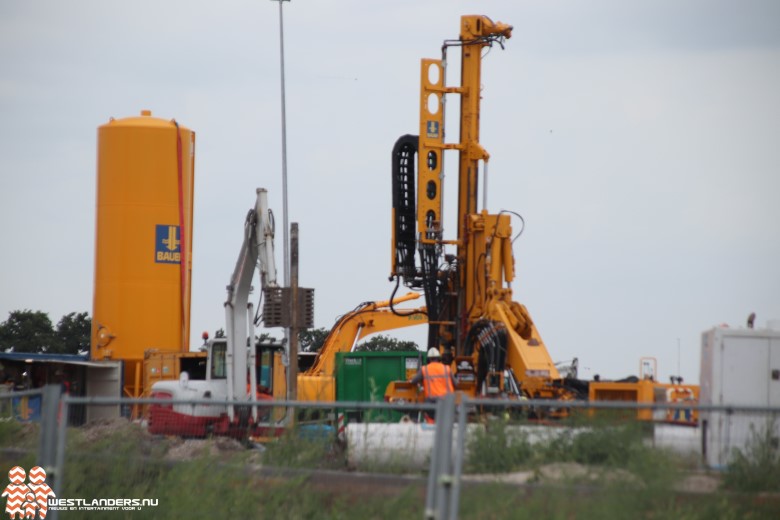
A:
297;292;427;401
224;188;279;421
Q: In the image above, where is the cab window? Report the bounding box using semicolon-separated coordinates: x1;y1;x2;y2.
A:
211;342;227;379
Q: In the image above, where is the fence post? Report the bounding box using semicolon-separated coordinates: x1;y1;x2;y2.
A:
47;395;69;520
37;385;62;520
425;393;456;520
37;385;61;469
448;398;467;520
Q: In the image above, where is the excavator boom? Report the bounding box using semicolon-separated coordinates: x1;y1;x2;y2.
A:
298;292;427;401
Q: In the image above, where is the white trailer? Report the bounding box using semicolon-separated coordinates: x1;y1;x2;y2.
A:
700;326;780;468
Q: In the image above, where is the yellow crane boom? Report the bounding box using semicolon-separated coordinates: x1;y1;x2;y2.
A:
297;292;427;401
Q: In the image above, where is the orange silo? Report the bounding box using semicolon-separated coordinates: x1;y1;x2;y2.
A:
92;110;195;397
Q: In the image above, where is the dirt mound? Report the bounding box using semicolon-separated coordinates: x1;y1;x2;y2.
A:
164;437;245;461
76;418;247;461
79;417;143;443
677;473;720;493
465;463;642;487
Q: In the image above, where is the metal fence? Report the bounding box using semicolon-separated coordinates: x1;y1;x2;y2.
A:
0;388;46;464
0;387;778;519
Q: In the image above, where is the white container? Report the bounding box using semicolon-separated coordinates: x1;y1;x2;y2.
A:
699;327;780;468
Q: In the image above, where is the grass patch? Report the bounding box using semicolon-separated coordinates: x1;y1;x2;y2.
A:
156;460;422;519
0;420;39;469
723;417;780;493
465;414;681;491
261;426;344;470
458;482;778;520
465;417;533;473
63;419;170;499
7;411;777;519
58;448;421;519
0;419;37;448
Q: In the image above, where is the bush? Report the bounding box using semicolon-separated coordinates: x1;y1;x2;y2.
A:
723;417;780;492
0;420;37;469
261;426;342;470
64;420;169;498
466;418;533;473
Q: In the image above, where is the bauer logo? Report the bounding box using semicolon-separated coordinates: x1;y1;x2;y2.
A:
426;120;440;139
155;225;181;264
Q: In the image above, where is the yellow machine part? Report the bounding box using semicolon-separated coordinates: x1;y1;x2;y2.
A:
270;351;287;422
589;379;658;421
298;375;336;402
297;293;427;402
142;350;206;397
589;380;700;424
417;58;445;244
92;110;195;397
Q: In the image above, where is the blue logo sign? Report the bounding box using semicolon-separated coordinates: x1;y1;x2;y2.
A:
155;225;181;264
426;121;440;139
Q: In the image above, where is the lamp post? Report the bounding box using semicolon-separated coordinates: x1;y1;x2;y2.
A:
272;0;291;291
270;0;295;410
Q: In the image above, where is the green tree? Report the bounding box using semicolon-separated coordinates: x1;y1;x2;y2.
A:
298;327;330;352
54;312;91;354
0;310;56;353
256;332;282;346
355;334;419;352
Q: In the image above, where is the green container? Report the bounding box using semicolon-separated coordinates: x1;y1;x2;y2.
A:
335;351;424;422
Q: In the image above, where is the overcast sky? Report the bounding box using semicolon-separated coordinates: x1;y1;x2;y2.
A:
1;1;778;384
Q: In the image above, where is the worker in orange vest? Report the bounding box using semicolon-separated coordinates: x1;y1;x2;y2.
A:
410;347;455;401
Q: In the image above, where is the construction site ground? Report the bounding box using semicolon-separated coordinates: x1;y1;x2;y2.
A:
2;417;779;518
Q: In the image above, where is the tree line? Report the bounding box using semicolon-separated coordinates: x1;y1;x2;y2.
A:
298;327;419;352
219;327;419;353
0;311;419;356
0;310;91;355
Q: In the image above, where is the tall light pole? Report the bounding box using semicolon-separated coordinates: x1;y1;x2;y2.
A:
272;0;290;291
271;0;295;411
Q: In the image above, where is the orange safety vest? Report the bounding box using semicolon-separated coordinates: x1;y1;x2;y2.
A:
421;363;454;399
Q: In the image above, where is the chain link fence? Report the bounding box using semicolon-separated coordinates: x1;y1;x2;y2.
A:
0;388;778;518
